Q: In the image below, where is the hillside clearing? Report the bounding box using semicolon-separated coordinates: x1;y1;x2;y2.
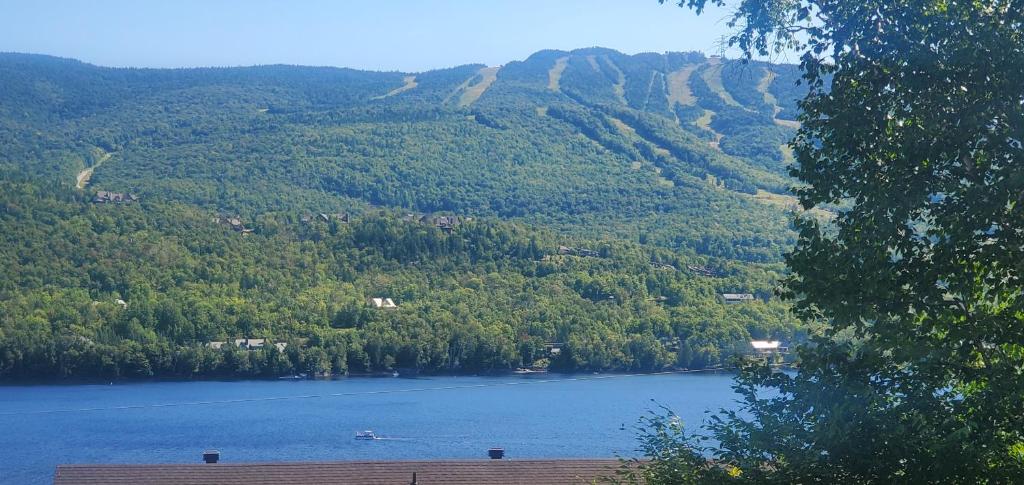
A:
548;57;568;91
642;71;664;111
374;75;417;99
456;66;500;107
75;151;112;189
693;109;724;149
666;65;697;107
774;117;801;129
751;189;833;221
757;68;778;106
701;63;743;108
603;57;627;104
608;117;637;137
757;68;802;129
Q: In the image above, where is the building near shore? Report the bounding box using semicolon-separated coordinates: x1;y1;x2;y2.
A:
54;458;630;484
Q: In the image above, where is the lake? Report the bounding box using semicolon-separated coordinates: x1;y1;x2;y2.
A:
0;371;741;484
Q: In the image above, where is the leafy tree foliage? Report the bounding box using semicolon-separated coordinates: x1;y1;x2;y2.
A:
632;0;1024;482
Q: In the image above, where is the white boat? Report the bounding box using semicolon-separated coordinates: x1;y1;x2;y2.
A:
355;430;378;440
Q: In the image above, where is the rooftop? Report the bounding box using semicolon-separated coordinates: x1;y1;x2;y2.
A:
53;459;628;484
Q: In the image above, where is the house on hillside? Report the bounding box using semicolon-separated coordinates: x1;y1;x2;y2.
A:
369;297;398;309
720;293;755;304
216;216;254;234
432;215;462;233
93;191;139;204
401;213;464;232
557;245;600;258
234;338;265;350
208;340;286;351
750;340;788;355
686;264;721;277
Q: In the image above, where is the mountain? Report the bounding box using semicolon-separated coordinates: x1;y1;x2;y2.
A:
0;48;811;380
0;48;808;262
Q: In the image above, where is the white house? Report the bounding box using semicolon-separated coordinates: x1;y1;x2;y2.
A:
369;297;398;309
234;338;266;349
720;293;756;304
750;340;787;354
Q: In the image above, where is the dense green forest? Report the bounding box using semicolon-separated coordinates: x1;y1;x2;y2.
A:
0;48;813;380
0;177;801;379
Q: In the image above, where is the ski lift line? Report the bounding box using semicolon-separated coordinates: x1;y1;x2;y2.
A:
0;369;720;417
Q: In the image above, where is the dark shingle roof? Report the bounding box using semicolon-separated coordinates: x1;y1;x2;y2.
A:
54;459;629;484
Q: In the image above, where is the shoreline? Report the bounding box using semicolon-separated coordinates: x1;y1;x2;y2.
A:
0;366;746;387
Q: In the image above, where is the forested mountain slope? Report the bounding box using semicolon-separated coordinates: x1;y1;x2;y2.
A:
0;48;813;379
0;178;800;379
0;48;809;262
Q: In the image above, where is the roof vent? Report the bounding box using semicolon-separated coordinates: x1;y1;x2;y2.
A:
203;450;220;464
488;448;505;459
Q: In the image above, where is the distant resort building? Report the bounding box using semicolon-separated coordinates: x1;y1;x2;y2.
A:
750;340;788;355
93;191;139;203
403;213;467;233
234;338;265;350
369;297;398;309
301;212;350;224
431;215;461;233
686;264;721;277
557;245;600;257
213;215;254;234
206;339;287;352
720;293;756;304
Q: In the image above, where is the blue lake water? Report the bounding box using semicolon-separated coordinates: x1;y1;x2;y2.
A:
0;372;741;484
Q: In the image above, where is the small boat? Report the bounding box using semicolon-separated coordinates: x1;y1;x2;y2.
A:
355;430;378;440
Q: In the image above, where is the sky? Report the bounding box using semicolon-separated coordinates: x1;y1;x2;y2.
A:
0;0;752;72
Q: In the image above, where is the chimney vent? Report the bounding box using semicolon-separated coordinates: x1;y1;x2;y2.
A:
203;450;220;464
487;448;505;459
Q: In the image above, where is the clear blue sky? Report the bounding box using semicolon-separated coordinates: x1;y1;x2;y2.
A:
0;0;747;72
